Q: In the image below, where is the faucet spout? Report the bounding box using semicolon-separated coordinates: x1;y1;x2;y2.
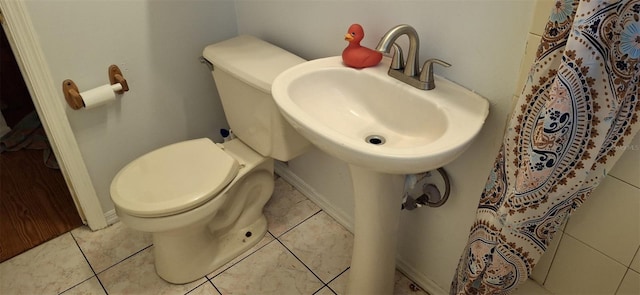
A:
375;24;420;77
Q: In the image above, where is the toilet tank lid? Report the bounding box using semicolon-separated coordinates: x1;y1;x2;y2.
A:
203;35;305;93
110;138;239;218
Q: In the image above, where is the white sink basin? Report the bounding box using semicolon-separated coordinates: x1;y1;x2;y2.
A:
272;56;489;174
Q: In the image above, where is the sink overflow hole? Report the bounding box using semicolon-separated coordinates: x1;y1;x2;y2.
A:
365;135;386;145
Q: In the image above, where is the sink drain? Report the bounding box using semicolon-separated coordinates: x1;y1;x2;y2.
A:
365;135;386;145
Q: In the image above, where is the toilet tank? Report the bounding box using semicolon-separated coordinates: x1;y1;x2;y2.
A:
203;35;310;161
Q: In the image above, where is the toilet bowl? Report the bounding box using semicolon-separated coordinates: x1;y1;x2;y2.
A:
112;138;273;283
110;35;310;284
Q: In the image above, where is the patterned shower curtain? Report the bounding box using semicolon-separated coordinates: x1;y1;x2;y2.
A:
451;0;639;294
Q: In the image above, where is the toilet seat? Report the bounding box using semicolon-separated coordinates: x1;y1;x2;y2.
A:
110;138;239;218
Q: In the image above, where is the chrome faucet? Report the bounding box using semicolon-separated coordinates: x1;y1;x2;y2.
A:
375;24;420;77
375;24;450;90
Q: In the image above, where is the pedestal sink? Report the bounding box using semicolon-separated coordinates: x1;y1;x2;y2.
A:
272;56;489;294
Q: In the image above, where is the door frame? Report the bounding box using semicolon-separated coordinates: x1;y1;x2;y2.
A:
1;0;107;230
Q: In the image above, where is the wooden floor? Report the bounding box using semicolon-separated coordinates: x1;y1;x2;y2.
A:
0;149;83;263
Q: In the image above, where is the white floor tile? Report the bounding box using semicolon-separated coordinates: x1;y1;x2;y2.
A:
0;233;94;294
631;247;640;272
72;222;152;273
98;247;206;295
314;286;337;295
211;240;323;294
327;269;348;294
280;211;353;283
264;177;321;237
60;277;106;295
186;281;221;295
617;269;640;295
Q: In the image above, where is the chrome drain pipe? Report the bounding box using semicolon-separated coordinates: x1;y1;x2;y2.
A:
401;168;451;210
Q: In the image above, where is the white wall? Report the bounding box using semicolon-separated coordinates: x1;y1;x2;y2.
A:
235;0;535;291
25;0;238;213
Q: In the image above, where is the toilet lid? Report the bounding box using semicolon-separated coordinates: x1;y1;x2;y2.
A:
110;138;239;217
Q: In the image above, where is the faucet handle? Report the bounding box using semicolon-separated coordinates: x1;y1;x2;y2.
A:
390;43;404;70
419;59;451;90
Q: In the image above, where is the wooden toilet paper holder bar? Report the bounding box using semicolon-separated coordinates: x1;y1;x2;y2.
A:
62;65;129;110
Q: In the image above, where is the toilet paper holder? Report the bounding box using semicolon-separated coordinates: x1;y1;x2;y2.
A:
62;65;129;110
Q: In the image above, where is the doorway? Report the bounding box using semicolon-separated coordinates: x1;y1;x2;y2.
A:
0;27;83;262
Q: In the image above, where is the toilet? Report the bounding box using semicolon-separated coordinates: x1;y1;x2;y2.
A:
109;35;311;284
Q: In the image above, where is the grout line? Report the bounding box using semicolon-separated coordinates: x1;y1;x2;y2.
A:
66;232;109;295
311;284;335;295
631;246;640;270
207;236;277;280
537;213;571;285
608;173;640;189
207;278;223;295
274;238;325;285
270;209;325;280
311;284;329;295
95;244;153;276
540;231;564;285
183;280;212;295
614;268;630;295
274;209;323;238
69;226;154;276
326;267;349;286
56;276;103;295
69;231;98;275
324;267;350;295
327;285;340;295
95;277;109;295
563;232;633;267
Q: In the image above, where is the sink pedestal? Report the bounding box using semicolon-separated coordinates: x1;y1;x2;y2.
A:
346;164;405;295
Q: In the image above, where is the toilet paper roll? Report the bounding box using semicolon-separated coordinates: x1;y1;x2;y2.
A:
80;83;122;109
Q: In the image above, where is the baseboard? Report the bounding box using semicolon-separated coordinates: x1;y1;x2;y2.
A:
274;161;448;295
104;209;119;226
396;257;448;295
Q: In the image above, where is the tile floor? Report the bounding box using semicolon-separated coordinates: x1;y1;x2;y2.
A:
0;177;549;295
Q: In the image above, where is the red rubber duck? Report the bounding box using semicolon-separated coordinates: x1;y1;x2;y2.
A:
342;24;383;69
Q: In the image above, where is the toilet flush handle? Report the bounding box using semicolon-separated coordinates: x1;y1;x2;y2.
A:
199;56;214;71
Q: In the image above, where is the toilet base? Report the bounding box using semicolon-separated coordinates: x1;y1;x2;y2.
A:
153;215;268;284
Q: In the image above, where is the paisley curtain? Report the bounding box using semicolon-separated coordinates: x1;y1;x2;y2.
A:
451;0;639;294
